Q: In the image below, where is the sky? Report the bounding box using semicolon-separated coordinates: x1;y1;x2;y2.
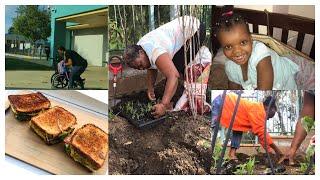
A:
5;5;47;34
5;5;18;34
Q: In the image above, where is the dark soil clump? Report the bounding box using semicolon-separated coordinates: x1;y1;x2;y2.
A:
221;152;315;175
109;111;212;174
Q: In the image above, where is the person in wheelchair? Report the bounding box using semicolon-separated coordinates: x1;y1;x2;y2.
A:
57;58;67;75
57;46;88;89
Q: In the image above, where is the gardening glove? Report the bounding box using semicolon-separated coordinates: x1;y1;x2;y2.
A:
151;103;168;118
147;88;156;101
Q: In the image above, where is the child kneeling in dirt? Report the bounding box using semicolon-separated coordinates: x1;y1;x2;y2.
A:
214;9;314;90
211;92;283;161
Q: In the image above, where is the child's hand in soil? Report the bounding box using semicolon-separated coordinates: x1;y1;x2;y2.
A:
278;152;295;166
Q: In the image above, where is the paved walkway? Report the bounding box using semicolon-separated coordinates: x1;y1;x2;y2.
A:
5;54;108;89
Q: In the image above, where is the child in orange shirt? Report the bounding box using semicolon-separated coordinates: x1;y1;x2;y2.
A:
211;92;283;160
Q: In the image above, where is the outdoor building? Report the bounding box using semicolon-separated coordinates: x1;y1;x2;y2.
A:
50;5;108;67
5;33;31;53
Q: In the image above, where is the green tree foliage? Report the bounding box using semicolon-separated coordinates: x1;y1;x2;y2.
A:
109;5;211;52
12;5;50;43
8;26;15;34
109;5;160;50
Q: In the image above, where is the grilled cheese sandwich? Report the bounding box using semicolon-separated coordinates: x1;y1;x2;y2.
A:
64;124;108;171
30;106;77;145
8;92;51;121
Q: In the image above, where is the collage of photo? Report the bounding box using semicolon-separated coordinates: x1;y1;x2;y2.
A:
4;4;315;175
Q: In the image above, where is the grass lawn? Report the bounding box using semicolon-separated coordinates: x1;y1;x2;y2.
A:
5;57;52;71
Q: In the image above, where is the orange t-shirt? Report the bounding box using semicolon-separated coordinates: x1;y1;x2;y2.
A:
220;93;273;150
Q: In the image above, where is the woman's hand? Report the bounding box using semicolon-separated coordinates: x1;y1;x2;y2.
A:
147;88;156;101
151;103;166;118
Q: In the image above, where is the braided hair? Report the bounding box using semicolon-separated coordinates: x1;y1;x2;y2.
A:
214;7;250;38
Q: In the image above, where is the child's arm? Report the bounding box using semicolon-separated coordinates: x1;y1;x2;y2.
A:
270;142;283;156
257;56;273;90
228;80;242;90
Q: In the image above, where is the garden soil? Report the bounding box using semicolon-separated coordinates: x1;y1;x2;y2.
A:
109;112;212;174
109;79;314;175
236;152;315;175
109;79;213;174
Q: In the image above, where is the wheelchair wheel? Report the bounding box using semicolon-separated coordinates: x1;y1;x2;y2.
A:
50;72;59;84
52;74;68;88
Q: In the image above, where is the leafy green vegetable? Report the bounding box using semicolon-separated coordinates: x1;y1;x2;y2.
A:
301;116;314;133
234;157;255;175
211;138;229;171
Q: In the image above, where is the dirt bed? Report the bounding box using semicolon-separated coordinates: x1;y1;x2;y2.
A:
109;111;212;174
109;78;314;175
235;152;314;175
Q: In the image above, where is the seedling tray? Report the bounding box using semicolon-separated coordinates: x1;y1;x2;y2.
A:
114;100;166;129
120;113;166;129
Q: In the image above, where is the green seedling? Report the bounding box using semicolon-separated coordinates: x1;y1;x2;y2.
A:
108;109;115;120
299;162;308;173
301;116;314;133
146;102;153;112
211;138;230;172
234;156;255;175
119;100;158;122
299;144;315;174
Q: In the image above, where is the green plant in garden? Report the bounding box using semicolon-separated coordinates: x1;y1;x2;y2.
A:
202;140;211;149
298;116;315;174
299;144;315;173
124;101;134;114
301;116;314;132
299;162;308;173
146;102;153;112
119;100;157;121
234;157;255;175
108;109;115;120
211;139;229;171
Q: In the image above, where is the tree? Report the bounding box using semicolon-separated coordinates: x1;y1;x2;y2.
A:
12;6;50;46
108;5;211;51
8;26;15;34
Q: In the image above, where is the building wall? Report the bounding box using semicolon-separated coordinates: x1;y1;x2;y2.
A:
235;5;315;19
50;5;107;66
288;5;314;19
72;27;107;66
51;5;106;18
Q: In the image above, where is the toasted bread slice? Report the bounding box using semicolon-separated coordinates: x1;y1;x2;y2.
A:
8;92;51;120
30;106;77;144
64;124;108;171
8;92;51;113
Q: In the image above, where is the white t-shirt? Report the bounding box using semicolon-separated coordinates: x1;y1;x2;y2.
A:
225;41;299;90
137;16;200;69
